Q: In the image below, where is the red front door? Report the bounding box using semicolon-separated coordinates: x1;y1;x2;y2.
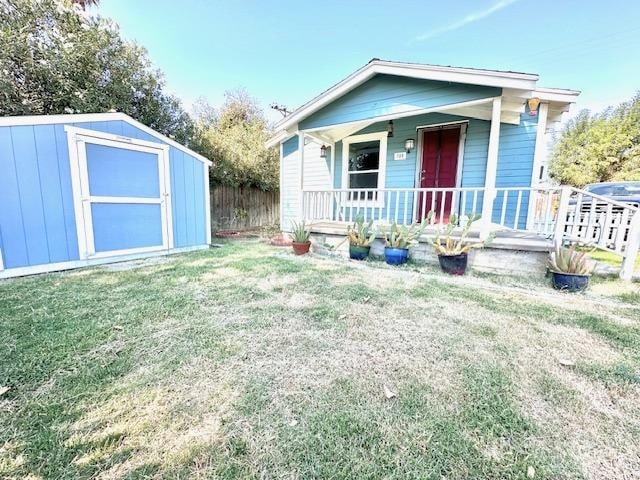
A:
418;127;460;222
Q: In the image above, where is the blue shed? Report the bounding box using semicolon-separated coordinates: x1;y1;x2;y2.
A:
0;112;211;278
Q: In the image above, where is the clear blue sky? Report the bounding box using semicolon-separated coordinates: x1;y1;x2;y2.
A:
98;0;640;122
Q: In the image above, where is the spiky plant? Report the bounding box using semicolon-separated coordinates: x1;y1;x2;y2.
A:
548;245;594;275
429;213;490;255
289;221;311;243
381;222;426;249
347;216;376;247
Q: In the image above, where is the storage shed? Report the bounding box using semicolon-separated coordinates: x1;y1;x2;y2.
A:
0;112;211;278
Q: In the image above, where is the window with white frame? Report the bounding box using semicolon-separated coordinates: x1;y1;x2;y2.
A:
342;132;387;203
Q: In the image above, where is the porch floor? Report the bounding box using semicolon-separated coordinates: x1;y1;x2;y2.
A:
309;221;553;252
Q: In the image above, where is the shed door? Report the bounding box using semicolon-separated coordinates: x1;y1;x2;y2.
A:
70;129;172;259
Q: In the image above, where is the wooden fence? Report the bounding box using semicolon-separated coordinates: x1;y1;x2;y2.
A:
210;185;279;231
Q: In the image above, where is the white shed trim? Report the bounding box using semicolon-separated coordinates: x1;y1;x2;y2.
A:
0;112;212;166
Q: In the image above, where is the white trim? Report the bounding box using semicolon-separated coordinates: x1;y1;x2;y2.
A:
0;245;209;280
279;141;285;230
162;147;174;249
0;247;4;271
204;164;211;245
412;122;467;219
533;87;580;103
298;132;305;220
66;128;173;259
456;123;468;189
0;112;212;166
480;97;502;238
89;245;166;259
266;130;296;149
88;196;162;204
341;131;388;207
330;142;336;188
526;102;549;230
273;60;538;134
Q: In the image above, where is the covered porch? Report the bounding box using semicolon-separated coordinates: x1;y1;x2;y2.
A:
271;60;638;279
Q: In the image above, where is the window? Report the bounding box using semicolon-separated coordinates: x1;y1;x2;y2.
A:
348;140;380;198
341;132;387;204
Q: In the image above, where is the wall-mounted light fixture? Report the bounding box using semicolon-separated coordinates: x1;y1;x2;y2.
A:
527;97;541;116
404;138;415;153
386;120;394;138
320;144;327;159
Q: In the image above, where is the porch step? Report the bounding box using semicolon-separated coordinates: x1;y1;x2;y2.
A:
309;222;553;253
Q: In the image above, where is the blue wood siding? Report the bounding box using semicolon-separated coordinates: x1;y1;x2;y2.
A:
326;111;537;226
0;118;207;270
281;135;300;231
493;112;537;228
300;75;501;130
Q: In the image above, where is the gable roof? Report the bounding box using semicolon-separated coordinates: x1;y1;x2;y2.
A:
267;59;580;147
0;112;212;166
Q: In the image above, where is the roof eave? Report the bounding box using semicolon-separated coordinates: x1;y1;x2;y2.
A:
273;60;541;134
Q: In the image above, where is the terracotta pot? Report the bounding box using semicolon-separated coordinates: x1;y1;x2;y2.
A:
292;241;311;255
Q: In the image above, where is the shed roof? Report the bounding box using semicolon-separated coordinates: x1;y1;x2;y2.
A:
0;112;212;166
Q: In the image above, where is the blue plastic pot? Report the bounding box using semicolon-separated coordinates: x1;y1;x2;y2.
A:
384;247;409;265
349;245;370;260
550;271;590;292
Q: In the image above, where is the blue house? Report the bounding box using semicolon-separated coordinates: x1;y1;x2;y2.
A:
0;112;211;278
267;59;580;237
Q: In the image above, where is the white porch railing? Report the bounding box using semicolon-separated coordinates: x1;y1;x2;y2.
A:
301;186;640;279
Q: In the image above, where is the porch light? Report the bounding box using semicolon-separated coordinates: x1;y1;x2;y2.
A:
320;144;327;159
404;138;415;153
387;120;394;138
528;97;541;116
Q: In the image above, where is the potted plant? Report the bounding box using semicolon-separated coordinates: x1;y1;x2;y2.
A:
381;222;426;265
289;221;311;255
346;216;376;260
429;213;490;275
547;245;594;292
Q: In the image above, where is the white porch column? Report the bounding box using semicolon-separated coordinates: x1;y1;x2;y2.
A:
526;102;549;230
620;212;640;280
298;132;305;221
480;96;502;239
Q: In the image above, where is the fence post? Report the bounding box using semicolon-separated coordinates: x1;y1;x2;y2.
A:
553;186;571;249
620;212;640;281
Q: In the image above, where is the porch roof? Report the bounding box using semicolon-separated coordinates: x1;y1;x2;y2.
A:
266;59;579;148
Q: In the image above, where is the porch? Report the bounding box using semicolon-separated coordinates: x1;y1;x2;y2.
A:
301;186;640;279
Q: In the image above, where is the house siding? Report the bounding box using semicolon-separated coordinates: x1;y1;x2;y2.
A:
315;110;537;227
281;135;299;231
300;74;501;130
0;118;207;271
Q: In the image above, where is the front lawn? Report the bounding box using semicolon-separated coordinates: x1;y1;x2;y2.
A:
1;240;639;479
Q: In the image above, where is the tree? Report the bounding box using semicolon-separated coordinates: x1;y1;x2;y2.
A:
550;93;640;186
190;91;279;190
70;0;98;8
0;0;193;143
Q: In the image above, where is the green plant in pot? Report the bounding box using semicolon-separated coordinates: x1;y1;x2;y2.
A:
289;221;311;255
381;222;426;265
346;216;376;260
429;213;490;275
548;245;594;292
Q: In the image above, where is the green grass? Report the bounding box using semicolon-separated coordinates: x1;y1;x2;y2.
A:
1;240;639;479
579;247;640;272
